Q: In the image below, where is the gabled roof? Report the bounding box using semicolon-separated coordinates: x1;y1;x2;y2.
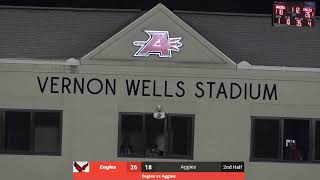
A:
81;4;236;68
0;5;319;67
177;11;320;68
0;6;141;59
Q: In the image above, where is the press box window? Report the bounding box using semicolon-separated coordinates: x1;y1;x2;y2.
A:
252;119;280;159
167;116;193;157
4;112;31;152
34;112;61;154
118;113;194;159
251;117;314;162
0;110;62;155
315;121;320;160
119;114;144;156
283;119;309;161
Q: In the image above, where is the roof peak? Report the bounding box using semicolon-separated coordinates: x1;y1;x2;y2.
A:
81;3;236;68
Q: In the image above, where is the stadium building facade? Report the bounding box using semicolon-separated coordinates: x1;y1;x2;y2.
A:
0;4;319;180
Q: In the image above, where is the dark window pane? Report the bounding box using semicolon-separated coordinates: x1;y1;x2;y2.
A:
168;116;193;156
34;112;61;154
0;113;3;151
119;114;144;156
252;119;279;159
145;114;165;157
4;112;31;152
35;112;60;127
315;122;320;160
283;119;309;161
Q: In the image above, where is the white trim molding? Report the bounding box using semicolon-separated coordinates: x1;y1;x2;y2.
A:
237;61;320;73
0;58;80;66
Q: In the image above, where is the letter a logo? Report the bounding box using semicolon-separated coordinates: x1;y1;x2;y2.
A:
133;30;182;58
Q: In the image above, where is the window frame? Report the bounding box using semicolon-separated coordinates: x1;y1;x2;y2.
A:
118;112;194;160
250;116;320;163
0;109;63;156
166;113;194;159
313;120;320;162
250;117;282;162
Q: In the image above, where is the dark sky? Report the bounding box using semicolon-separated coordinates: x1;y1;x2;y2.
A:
0;0;319;15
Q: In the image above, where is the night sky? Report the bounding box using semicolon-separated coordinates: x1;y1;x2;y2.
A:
0;0;319;15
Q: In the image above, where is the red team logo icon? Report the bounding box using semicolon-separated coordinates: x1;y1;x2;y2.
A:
73;161;89;173
133;30;182;58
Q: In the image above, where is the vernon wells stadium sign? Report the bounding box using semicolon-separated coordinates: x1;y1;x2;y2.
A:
36;76;278;101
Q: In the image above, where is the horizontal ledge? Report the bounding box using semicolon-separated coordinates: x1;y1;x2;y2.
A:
237;64;320;73
0;58;80;66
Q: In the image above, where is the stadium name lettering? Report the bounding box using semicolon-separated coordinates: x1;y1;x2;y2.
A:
36;76;278;101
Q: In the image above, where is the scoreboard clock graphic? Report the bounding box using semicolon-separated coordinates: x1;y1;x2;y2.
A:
273;1;316;27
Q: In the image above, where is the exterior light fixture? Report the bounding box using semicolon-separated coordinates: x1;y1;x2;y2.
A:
153;105;165;119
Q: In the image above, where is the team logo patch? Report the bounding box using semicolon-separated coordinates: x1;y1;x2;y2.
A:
133;30;182;58
73;161;89;173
